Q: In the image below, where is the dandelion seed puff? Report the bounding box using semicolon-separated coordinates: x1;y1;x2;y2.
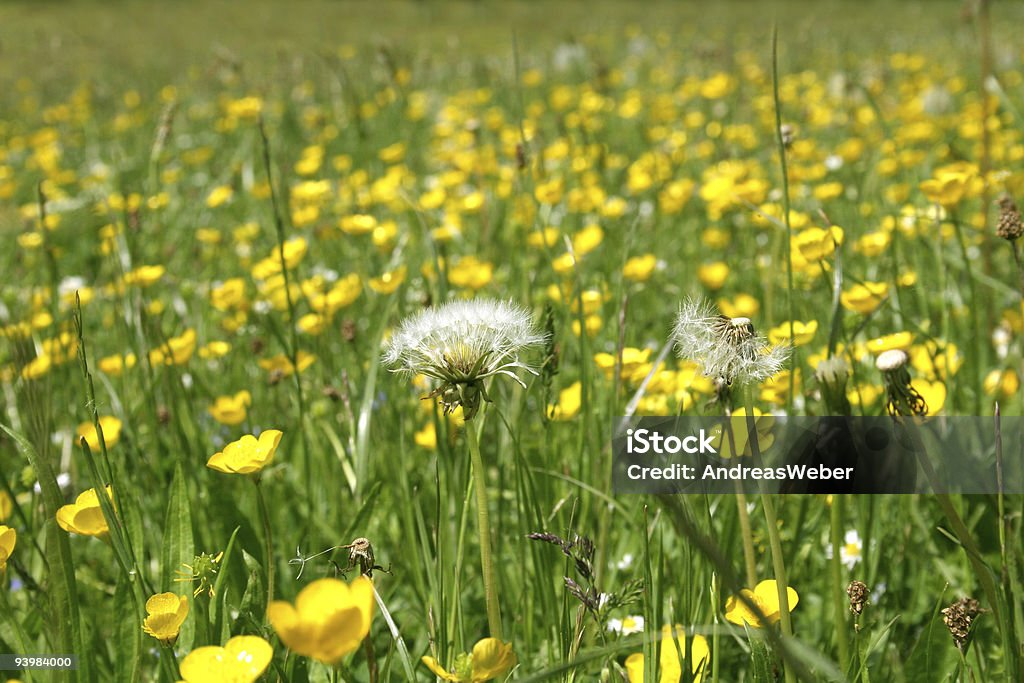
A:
383;299;546;418
670;298;789;384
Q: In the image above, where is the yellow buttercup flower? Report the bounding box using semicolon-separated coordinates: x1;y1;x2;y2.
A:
208;391;252;426
0;525;16;573
142;592;189;645
267;576;375;664
76;415;123;451
207;430;282;475
421;637;517;682
725;579;799;627
56;486;115;537
178;635;272;683
624;624;710;683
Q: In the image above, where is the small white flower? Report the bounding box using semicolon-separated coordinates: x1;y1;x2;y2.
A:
616;553;634;570
35;472;71;494
826;529;863;570
671;299;789;384
825;154;844;171
383;299;546;418
608;615;644;635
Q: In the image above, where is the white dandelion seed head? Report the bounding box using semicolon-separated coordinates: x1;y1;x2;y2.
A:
875;349;908;372
670;298;790;384
383;298;546;388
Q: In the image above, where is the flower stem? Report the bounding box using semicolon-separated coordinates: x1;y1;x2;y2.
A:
771;27;796;414
466;419;503;639
742;384;795;683
760;494;795;683
735;488;758;589
829;496;851;673
723;401;757;588
255;478;275;610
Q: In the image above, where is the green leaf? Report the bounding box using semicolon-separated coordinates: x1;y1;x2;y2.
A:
162;463;195;650
749;629;774;683
2;423;92;683
238;549;266;628
905;595;957;683
114;576;142;683
211;526;240;640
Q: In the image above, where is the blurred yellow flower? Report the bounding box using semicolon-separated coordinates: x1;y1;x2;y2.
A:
709;408;775;458
840;282;888;315
793;226;843;261
267;576;374;664
448;256;494;290
548;381;582;420
415;423;438;449
624;624;710;683
76;415;123;450
56;486;115;537
206;185;234;208
984;369;1020;398
697;262;729;290
866;332;912;354
207;430;282;475
594;348;652;381
0;525;16;573
142;592;189;645
572;224;604;256
340;214;378;236
149;329;197;366
208;391;252;426
98;353;136;376
0;491;11;522
422;637;516;682
623;254;657;282
369;266;406;294
123;265;166;288
725;579;799;627
767;320;817;346
912;379;946;415
258;351;316;377
198;341;232;359
717;293;759;319
178;636;272;683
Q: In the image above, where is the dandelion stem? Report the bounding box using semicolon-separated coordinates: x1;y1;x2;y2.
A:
734;483;757;589
255;478;275;610
466;418;503;639
743;383;795;683
723;397;757;588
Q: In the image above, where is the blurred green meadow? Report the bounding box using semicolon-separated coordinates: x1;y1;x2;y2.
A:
0;0;1023;681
